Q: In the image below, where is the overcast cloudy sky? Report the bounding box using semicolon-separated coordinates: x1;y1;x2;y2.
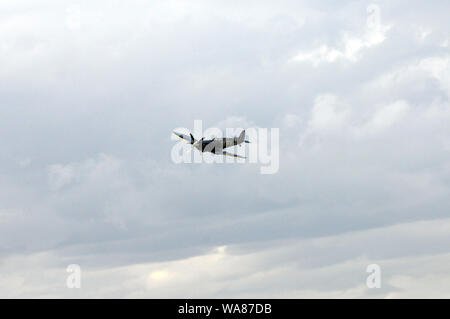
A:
1;0;450;298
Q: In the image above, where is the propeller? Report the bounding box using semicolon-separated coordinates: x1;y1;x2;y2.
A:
187;134;204;153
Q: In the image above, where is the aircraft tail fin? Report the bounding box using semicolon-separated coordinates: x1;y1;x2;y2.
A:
238;130;246;144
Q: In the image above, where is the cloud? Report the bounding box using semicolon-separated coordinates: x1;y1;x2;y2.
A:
47;154;122;191
290;4;390;66
308;94;350;131
354;100;410;137
1;0;450;298
3;218;450;298
368;100;409;130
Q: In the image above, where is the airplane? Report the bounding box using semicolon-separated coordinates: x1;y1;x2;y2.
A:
173;129;250;159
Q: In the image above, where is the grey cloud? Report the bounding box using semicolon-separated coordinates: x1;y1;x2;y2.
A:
1;0;450;297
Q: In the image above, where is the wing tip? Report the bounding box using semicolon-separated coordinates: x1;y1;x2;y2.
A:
173;131;188;142
223;151;246;159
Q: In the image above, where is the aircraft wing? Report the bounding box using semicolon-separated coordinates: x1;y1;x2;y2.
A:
173;131;194;144
222;151;246;159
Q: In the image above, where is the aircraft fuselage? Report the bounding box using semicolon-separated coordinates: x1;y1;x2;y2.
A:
194;138;239;154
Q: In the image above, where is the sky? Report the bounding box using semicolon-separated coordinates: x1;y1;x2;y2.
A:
1;0;450;298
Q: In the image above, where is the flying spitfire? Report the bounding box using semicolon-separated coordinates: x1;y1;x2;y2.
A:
173;130;250;158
